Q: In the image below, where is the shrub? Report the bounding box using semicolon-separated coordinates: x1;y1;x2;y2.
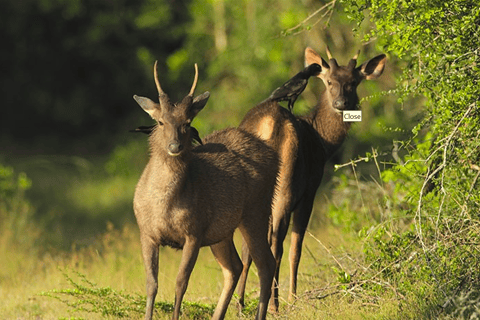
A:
340;0;480;317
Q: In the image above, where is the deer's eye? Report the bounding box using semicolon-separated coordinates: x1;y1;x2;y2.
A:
158;121;164;126
327;80;332;86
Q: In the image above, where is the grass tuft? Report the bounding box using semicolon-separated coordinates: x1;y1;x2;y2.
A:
39;267;216;319
39;267;145;317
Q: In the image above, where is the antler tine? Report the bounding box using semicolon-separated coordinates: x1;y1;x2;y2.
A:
348;49;361;70
153;60;165;96
326;46;338;69
326;46;333;60
188;63;199;96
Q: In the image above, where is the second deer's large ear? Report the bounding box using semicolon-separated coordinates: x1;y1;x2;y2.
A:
133;95;158;118
358;54;387;80
189;91;210;118
305;47;329;78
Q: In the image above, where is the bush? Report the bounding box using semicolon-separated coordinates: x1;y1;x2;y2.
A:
340;0;480;317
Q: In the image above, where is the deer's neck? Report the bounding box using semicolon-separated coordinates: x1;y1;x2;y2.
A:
144;153;190;217
148;135;191;199
308;93;351;156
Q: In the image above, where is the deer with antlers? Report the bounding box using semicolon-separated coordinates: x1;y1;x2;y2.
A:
133;62;278;320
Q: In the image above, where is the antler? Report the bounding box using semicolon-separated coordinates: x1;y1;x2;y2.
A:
326;46;338;69
189;63;199;96
326;46;333;60
154;60;166;96
348;50;361;70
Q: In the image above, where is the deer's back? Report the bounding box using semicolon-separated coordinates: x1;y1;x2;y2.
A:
239;101;327;212
199;127;279;197
200;127;279;231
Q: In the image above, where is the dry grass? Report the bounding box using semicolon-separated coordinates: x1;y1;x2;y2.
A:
0;212;404;320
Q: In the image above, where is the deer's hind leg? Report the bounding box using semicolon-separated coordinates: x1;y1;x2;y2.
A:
269;205;293;313
236;239;253;309
210;237;243;320
288;191;316;302
239;216;275;320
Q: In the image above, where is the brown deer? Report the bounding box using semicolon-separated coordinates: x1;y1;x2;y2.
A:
237;46;386;312
133;61;278;320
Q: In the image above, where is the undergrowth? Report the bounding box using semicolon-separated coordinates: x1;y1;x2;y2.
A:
39;267;216;320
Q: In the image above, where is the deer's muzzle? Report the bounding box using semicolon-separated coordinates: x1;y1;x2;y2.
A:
168;142;184;156
333;98;347;110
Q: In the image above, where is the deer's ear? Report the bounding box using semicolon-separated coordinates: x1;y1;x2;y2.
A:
189;91;210;118
358;54;387;80
133;95;158;118
305;47;329;78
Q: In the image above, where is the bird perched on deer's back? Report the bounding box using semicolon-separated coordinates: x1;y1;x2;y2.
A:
264;63;322;112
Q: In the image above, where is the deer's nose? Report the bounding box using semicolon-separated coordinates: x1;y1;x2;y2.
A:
168;142;184;156
334;99;347;110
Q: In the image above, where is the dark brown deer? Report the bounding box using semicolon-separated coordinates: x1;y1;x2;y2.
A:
237;47;386;312
133;61;277;320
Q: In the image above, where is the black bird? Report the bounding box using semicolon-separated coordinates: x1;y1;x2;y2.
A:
130;125;203;145
130;125;155;135
265;63;322;112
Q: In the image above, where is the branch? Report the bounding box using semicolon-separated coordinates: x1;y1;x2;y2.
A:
307;231;346;271
414;101;476;297
277;0;337;37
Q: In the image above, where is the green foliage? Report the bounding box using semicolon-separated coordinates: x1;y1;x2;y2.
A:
0;162;36;245
331;266;352;284
40;267;216;319
232;292;258;318
340;0;480;317
0;163;31;205
40;267;145;317
327;174;366;233
380;135;432;203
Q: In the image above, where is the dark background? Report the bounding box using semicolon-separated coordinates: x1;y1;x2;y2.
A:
1;0;193;156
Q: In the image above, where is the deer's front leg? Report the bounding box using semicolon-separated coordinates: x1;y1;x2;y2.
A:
172;237;201;320
140;237;159;320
